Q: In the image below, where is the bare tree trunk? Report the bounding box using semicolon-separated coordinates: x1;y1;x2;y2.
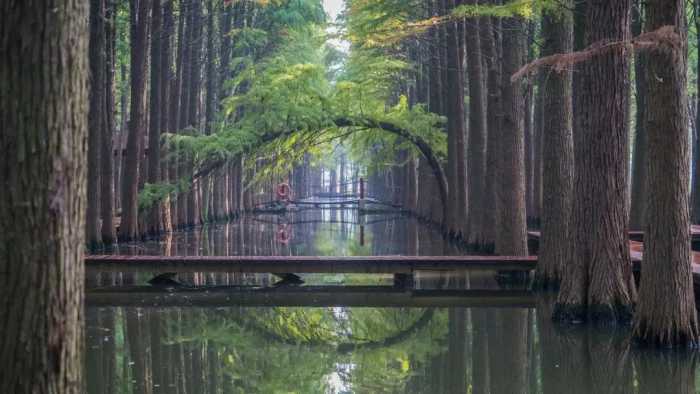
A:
496;16;528;256
159;0;174;234
119;0;152;241
481;4;501;252
633;0;699;347
691;2;700;225
177;0;192;228
444;0;467;238
187;0;204;226
147;0;163;236
87;0;106;247
0;1;88;392
102;0;117;244
204;0;217;222
535;1;574;288
555;0;636;324
465;1;487;246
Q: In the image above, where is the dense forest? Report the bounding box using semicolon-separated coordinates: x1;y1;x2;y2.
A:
3;0;700;392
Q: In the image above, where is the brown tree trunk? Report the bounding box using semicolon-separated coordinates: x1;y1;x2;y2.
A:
87;0;105;247
464;1;487;246
633;0;699;347
496;16;528;256
187;0;204;227
119;0;152;241
534;1;574;288
444;0;467;238
146;0;163;237
203;0;217;222
629;1;647;231
692;2;700;225
177;0;192;228
0;1;88;392
555;0;636;324
159;0;174;234
102;0;117;244
481;4;501;252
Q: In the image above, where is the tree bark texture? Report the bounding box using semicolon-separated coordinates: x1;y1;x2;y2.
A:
0;0;89;392
147;0;163;236
691;2;700;225
555;0;636;324
87;0;106;247
535;3;574;288
101;0;117;244
496;16;528;256
633;0;699;347
481;6;501;251
444;0;468;238
464;2;487;246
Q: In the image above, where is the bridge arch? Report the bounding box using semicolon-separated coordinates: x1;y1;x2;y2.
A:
193;116;449;226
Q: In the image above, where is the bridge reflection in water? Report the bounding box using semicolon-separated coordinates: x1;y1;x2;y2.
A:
84;208;700;394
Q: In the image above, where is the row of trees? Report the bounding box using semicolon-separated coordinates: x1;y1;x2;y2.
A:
349;0;696;346
84;0;339;246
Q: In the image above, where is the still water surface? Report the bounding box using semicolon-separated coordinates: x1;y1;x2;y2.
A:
85;208;700;393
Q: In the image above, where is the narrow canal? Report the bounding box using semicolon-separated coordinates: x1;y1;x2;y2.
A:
85;208;698;393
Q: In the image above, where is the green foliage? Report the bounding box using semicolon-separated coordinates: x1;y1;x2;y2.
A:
138;180;189;211
142;0;447;204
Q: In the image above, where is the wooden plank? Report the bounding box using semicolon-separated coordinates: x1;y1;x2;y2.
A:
85;255;538;274
85;286;535;308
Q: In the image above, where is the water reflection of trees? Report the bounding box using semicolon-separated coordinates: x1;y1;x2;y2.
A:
86;297;700;394
86;304;449;393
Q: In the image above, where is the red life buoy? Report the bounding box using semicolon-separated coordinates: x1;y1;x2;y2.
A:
277;182;291;201
277;226;289;244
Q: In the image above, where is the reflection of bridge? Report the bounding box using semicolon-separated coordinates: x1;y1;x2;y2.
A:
86;286;534;308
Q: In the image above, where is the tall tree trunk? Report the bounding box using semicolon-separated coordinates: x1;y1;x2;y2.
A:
555;0;636;324
119;0;152;241
496;16;528;256
102;0;117;244
481;3;501;251
534;1;574;288
428;0;443;117
465;1;487;246
629;0;647;231
187;0;204;226
203;0;217;222
691;2;700;225
87;0;106;247
0;0;88;392
633;0;699;347
160;0;174;233
444;0;467;237
177;0;192;228
147;0;163;236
